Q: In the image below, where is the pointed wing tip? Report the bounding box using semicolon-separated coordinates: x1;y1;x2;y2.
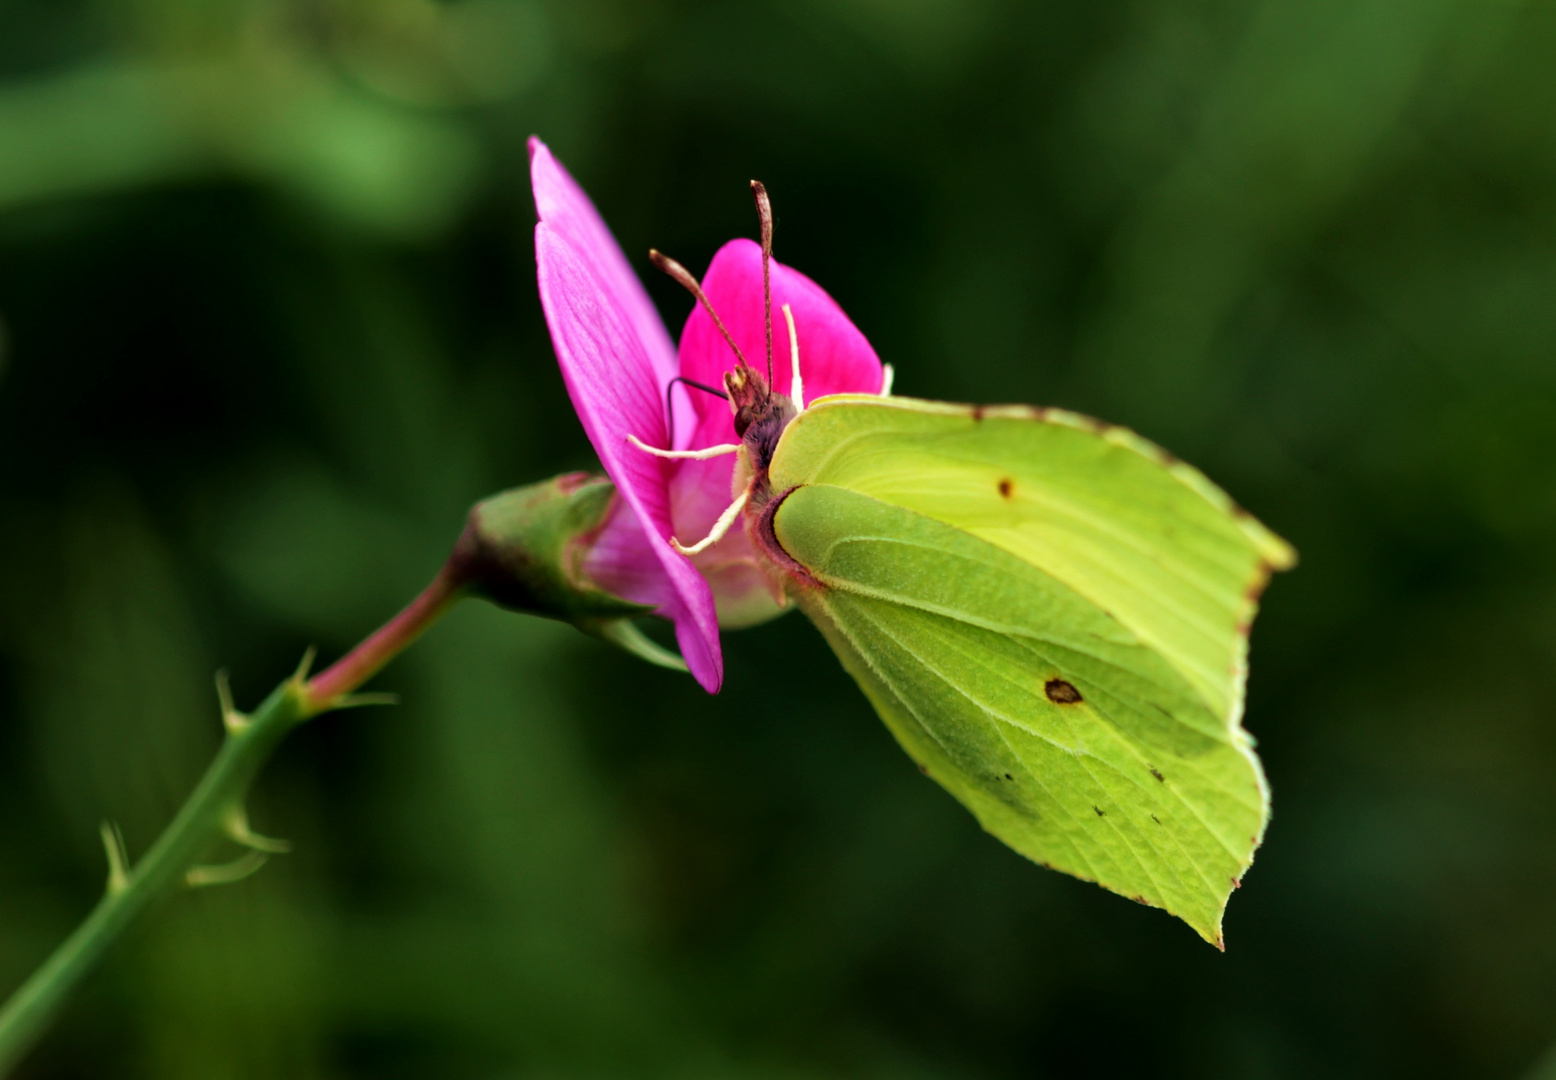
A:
1266;535;1299;572
1183;866;1259;948
1117;883;1232;950
1177;901;1229;949
1239;514;1298;573
1019;849;1239;950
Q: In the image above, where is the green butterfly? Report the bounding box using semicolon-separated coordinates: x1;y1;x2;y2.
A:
758;395;1294;946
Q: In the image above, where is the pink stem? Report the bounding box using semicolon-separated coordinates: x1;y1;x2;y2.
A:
304;565;465;708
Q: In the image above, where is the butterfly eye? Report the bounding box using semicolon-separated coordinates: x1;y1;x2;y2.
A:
733;404;758;437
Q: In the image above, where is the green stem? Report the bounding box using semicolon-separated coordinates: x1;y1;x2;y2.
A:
0;678;306;1075
0;473;637;1073
0;570;463;1076
304;564;464;709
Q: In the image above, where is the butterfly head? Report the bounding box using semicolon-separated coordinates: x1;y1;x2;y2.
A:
725;364;765;437
726;362;795;475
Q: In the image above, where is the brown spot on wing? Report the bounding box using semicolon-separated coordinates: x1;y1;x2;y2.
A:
997;478;1014;499
1149;768;1165;783
1045;678;1083;704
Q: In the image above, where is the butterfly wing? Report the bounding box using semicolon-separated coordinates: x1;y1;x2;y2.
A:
767;395;1295;944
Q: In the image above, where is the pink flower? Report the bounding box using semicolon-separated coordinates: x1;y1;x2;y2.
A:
529;137;886;692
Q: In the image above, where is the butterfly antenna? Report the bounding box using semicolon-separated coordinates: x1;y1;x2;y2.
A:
751;180;774;388
664;375;729;446
649;250;751;370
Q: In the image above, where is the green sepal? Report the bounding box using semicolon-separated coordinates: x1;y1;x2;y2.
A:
455;472;651;622
454;474;688;669
582;618;689;673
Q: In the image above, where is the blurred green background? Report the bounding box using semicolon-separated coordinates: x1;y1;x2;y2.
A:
1;0;1554;1076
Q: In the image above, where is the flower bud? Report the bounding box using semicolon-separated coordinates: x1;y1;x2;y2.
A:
451;473;688;671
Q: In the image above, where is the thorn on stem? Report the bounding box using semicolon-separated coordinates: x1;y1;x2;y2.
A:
186;851;269;889
223;804;291;854
292;646;318;684
215;669;248;735
99;821;130;895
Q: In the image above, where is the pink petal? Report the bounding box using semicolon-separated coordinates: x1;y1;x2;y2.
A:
529;139;680;395
580;495;681;611
677;238;885;451
531;139;722;691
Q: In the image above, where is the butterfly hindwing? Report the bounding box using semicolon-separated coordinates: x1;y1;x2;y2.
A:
767;395;1294;943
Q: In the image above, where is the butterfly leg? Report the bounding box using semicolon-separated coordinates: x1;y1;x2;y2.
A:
879;363;894;396
626;434;741;459
671;489;750;556
781;303;804;411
